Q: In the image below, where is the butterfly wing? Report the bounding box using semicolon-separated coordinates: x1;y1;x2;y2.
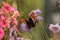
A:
28;17;35;28
26;12;36;28
20;18;27;25
29;12;35;21
20;18;30;31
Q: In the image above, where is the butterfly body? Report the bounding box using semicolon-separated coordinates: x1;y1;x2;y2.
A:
25;17;36;29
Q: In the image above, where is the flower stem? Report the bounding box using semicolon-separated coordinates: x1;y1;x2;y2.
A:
39;21;50;40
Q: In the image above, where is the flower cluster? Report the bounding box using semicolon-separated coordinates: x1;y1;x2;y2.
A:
0;2;43;40
0;2;20;40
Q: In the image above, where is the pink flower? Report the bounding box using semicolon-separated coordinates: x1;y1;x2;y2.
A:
5;14;10;19
4;9;9;14
14;11;20;17
0;2;20;31
1;15;5;20
5;5;16;13
12;18;18;25
2;2;10;14
1;19;6;28
2;2;6;8
0;16;6;27
2;2;16;13
0;16;6;28
49;23;60;33
0;11;2;15
7;20;10;28
13;25;19;33
2;2;20;18
2;2;11;10
10;8;16;13
0;28;4;40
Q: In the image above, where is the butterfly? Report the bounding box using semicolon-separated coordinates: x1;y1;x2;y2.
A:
20;12;36;30
20;9;42;31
